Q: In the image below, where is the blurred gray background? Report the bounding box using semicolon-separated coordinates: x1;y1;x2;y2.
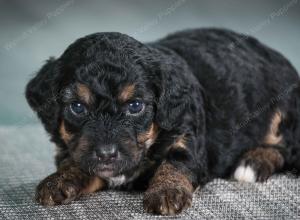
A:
0;0;299;125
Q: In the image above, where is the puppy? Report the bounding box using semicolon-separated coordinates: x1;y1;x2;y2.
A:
26;28;300;215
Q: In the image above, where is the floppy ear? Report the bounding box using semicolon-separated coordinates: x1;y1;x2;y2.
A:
152;54;193;131
25;57;62;135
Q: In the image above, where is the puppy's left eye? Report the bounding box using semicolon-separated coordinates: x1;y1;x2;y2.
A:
127;100;145;115
70;102;87;115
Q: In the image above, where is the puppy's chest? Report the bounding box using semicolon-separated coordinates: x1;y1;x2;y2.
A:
106;160;158;189
107;175;127;188
106;172;142;189
105;167;144;188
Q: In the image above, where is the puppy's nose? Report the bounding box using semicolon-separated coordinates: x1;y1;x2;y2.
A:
96;144;118;161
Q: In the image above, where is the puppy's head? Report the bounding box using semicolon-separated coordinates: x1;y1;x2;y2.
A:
26;32;193;179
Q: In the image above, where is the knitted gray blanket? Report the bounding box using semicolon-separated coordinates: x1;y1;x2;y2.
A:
0;125;299;219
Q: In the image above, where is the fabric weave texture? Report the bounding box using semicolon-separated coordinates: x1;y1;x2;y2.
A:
0;125;299;220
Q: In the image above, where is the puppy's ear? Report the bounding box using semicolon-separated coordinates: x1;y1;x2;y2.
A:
152;55;192;131
25;57;62;135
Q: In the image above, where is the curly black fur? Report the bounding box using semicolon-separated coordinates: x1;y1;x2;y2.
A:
26;28;300;214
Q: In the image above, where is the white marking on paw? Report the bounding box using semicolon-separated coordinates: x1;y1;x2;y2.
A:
234;165;256;183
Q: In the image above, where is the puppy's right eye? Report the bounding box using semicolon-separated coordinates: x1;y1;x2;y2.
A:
70;102;86;115
127;100;145;115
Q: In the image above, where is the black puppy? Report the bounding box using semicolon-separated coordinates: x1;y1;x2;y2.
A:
26;28;300;215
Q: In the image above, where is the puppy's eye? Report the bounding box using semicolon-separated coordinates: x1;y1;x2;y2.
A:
127;100;144;115
70;102;86;115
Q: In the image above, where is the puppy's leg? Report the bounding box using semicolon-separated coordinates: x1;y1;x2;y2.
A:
233;147;284;182
143;162;194;215
36;161;105;206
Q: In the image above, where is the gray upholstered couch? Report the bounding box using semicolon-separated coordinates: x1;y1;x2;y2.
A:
0;125;299;219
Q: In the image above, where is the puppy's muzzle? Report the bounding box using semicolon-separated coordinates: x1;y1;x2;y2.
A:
95;144;118;162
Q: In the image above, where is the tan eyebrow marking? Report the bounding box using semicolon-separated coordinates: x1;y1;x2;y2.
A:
77;83;93;104
118;84;135;102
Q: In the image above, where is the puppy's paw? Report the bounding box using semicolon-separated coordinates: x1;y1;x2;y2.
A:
234;158;273;183
233;148;284;183
35;172;83;206
143;186;192;215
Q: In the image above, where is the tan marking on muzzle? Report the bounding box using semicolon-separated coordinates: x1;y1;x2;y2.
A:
59;121;73;143
138;123;159;148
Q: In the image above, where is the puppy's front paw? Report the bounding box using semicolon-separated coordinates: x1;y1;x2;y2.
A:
36;172;83;206
143;186;192;215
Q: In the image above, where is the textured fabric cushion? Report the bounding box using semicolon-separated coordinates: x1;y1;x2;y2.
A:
0;125;299;219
